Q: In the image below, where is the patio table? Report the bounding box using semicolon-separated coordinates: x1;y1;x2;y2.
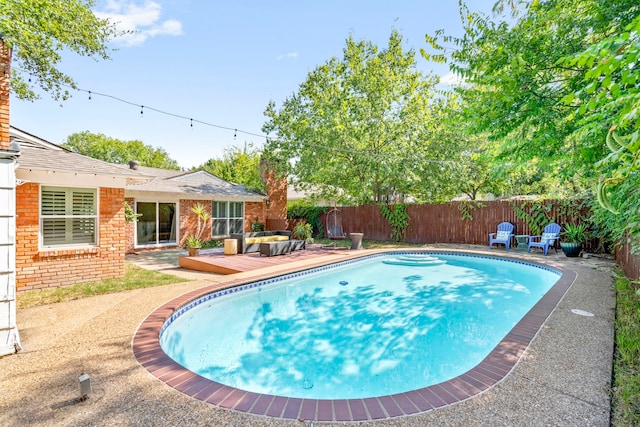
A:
515;235;529;251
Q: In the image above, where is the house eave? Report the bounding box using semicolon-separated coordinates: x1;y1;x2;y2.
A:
125;189;265;202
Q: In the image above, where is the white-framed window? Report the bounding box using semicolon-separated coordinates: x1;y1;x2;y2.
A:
40;186;98;247
212;201;244;236
135;201;177;246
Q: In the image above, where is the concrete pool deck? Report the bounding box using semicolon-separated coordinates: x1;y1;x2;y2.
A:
0;245;615;426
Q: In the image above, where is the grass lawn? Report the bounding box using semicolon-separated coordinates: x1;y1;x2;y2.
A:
611;272;640;425
16;262;190;309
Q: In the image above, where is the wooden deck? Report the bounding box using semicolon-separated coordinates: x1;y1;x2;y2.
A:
178;244;354;274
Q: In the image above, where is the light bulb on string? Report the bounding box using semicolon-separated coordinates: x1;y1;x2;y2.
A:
12;64;281;147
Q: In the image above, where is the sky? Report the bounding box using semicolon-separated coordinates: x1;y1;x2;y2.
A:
10;1;498;169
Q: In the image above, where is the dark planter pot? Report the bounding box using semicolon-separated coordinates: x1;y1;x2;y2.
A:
187;247;201;257
560;242;582;257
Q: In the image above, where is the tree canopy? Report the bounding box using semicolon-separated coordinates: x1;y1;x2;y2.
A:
423;0;639;247
0;0;119;100
63;131;180;170
262;31;459;204
193;142;265;192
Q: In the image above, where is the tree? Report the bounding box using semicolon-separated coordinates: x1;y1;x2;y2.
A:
423;0;639;195
0;0;118;357
0;0;119;100
63;131;181;169
262;31;452;204
563;14;640;251
194;142;265;192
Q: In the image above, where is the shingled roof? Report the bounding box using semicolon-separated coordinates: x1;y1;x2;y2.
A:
11;126;263;200
11;127;150;181
124;168;265;201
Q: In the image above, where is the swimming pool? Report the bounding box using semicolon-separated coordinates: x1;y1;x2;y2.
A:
134;250;575;422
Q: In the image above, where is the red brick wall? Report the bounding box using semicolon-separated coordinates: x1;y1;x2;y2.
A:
260;161;288;230
0;40;10;150
244;201;267;232
15;184;127;291
179;199;212;246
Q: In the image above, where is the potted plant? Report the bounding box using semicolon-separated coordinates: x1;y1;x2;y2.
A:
185;203;211;256
560;223;588;257
293;221;314;244
250;216;265;232
185;235;203;256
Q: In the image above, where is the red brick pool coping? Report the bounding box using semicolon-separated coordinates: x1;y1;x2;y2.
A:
133;251;576;422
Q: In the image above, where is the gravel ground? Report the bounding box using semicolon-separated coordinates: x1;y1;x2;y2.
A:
0;246;615;426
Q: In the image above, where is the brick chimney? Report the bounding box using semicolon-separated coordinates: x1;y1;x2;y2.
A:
260;158;288;230
0;39;10;150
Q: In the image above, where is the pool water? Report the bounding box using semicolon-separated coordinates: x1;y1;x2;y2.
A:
159;253;559;399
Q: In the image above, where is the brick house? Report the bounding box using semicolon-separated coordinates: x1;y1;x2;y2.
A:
11;127;282;292
122;163;267;252
12;127;150;292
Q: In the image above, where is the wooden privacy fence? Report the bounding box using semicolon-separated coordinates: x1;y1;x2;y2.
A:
332;200;588;246
616;233;640;281
322;200;639;280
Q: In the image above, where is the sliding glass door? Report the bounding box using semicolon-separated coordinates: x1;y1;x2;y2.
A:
136;202;177;246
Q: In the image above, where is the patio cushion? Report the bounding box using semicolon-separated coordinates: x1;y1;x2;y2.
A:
245;235;289;245
496;231;511;240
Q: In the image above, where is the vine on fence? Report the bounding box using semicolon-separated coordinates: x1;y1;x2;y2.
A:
457;200;486;221
509;199;585;236
509;201;553;236
380;203;409;242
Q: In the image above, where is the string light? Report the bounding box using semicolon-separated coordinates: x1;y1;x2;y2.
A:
9;66;457;165
12;66;267;140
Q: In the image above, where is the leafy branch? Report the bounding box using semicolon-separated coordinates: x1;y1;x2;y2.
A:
509;200;554;236
457;200;486;221
380;203;409;242
124;201;142;223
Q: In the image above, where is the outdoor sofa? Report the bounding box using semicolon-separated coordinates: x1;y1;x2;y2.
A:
230;230;292;254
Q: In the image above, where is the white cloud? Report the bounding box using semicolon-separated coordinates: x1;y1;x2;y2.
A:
438;72;466;87
96;0;183;47
277;52;299;60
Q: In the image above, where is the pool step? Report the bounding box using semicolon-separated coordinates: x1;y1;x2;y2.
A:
382;254;446;266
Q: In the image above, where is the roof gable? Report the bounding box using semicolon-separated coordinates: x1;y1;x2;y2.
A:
168;170;233;187
126;169;263;200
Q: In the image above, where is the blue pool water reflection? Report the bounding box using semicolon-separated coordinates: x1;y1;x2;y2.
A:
160;252;560;399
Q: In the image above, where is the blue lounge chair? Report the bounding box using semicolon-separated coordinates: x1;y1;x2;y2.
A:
489;222;515;250
528;223;561;255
